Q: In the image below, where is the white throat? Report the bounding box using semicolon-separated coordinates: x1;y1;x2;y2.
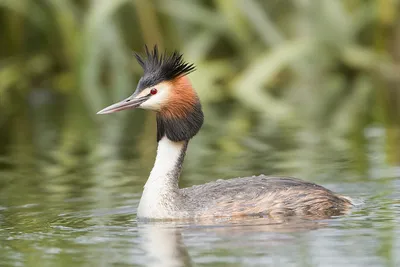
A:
137;137;187;218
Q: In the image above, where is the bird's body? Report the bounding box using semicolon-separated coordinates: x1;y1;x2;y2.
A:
135;137;351;219
181;176;351;218
98;46;353;220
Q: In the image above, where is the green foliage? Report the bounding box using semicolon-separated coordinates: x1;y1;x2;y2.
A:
0;0;399;170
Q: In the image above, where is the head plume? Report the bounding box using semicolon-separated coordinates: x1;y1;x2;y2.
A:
134;45;196;90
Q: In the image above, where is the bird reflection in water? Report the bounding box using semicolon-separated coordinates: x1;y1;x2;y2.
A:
138;216;328;267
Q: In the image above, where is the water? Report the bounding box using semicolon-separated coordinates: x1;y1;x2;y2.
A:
0;119;399;266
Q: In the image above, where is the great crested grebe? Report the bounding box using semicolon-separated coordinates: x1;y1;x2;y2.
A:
97;46;353;219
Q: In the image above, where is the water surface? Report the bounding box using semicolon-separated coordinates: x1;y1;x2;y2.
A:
0;120;399;267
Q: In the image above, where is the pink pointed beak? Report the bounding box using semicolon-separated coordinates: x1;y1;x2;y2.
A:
97;95;150;114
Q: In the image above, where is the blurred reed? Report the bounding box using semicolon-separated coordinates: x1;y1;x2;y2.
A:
0;0;399;177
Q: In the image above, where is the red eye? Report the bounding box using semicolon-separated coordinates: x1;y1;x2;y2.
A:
150;88;157;95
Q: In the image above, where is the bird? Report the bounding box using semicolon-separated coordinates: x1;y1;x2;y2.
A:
97;45;353;220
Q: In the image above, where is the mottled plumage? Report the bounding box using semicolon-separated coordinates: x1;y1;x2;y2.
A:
180;176;352;218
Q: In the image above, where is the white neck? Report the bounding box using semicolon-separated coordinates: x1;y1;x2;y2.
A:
137;137;188;218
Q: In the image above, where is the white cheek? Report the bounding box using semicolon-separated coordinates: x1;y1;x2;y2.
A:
139;90;169;111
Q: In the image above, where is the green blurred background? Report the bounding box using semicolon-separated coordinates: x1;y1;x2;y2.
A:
0;0;399;178
1;1;400;266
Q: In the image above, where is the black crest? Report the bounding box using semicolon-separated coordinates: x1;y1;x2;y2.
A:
134;45;196;90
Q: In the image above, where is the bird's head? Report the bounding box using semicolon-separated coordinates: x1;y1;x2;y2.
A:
97;45;204;142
